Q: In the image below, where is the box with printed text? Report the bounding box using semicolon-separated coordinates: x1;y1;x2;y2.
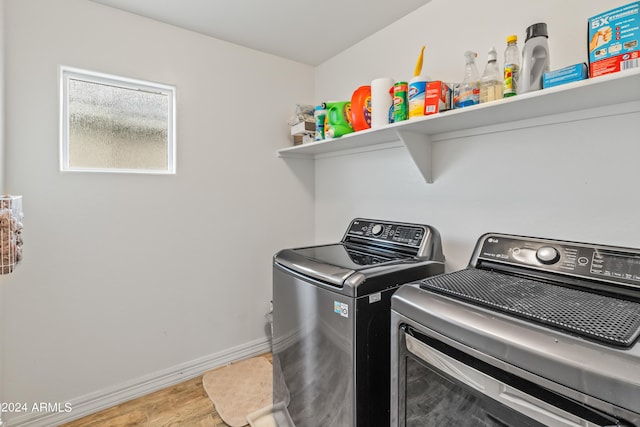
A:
423;81;451;115
588;1;639;77
543;63;589;88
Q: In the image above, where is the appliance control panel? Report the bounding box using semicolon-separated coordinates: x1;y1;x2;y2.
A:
474;233;640;289
344;219;426;248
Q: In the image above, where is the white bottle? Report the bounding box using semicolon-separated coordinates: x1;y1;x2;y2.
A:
520;23;550;93
480;47;503;103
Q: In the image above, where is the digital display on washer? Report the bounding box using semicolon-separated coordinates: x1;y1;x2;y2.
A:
591;251;640;282
393;227;422;245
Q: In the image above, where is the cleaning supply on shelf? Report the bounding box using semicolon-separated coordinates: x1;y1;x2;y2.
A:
350;86;372;131
424;81;451;115
458;51;480;108
542;63;588;89
588;2;639;77
503;35;520;97
371;77;395;128
393;81;409;122
519;23;551;93
409;79;428;119
409;46;428;119
451;83;460;109
388;87;395;124
314;104;326;141
480;47;503;103
325;101;354;138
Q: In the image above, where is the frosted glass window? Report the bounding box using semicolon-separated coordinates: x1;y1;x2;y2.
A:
60;67;176;173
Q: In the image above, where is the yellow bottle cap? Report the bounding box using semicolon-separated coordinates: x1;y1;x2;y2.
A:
506;35;517;43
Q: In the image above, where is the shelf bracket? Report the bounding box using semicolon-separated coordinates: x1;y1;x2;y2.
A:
395;130;433;184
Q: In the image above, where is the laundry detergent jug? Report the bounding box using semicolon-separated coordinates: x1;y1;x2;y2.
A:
519;23;550;93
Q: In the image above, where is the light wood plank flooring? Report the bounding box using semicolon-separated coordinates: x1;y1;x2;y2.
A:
60;353;272;427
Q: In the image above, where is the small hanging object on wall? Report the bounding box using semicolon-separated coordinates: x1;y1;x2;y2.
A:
0;195;23;275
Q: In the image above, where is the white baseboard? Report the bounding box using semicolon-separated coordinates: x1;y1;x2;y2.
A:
5;337;271;427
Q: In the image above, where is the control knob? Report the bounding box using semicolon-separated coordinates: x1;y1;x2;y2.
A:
371;224;384;236
536;246;560;265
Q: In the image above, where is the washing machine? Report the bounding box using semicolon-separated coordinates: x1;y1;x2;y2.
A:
391;233;640;426
272;218;445;427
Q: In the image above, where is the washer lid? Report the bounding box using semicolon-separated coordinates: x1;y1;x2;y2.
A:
274;243;404;287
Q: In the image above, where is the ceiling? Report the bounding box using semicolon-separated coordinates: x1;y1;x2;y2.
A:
89;0;432;66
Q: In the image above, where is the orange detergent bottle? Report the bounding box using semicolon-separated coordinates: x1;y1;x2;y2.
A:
350;86;372;131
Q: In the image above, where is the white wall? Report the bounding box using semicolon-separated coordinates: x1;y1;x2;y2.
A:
0;0;6;421
0;0;4;192
2;0;314;425
314;0;639;271
2;0;637;425
316;0;630;99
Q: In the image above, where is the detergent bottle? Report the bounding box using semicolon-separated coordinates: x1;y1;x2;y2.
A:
350;86;371;131
325;101;354;138
519;23;550;93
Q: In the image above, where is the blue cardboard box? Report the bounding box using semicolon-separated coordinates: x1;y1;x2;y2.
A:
543;63;589;88
588;1;640;77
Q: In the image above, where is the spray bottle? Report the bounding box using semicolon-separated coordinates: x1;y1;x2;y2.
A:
458;51;480;108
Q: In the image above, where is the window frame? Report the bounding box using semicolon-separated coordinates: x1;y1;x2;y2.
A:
59;65;176;174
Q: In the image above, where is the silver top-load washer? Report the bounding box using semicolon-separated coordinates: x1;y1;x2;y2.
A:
273;218;445;427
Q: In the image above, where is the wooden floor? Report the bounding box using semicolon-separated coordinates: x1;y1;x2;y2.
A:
60;354;272;427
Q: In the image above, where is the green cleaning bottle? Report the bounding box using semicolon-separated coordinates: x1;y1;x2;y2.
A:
325;101;354;138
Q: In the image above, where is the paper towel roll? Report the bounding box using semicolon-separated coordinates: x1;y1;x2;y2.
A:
371;77;394;128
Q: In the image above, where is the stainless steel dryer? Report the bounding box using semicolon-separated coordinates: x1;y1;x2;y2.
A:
272;218;445;427
391;233;640;427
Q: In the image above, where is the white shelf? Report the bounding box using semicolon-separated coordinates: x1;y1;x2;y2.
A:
278;68;640;183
